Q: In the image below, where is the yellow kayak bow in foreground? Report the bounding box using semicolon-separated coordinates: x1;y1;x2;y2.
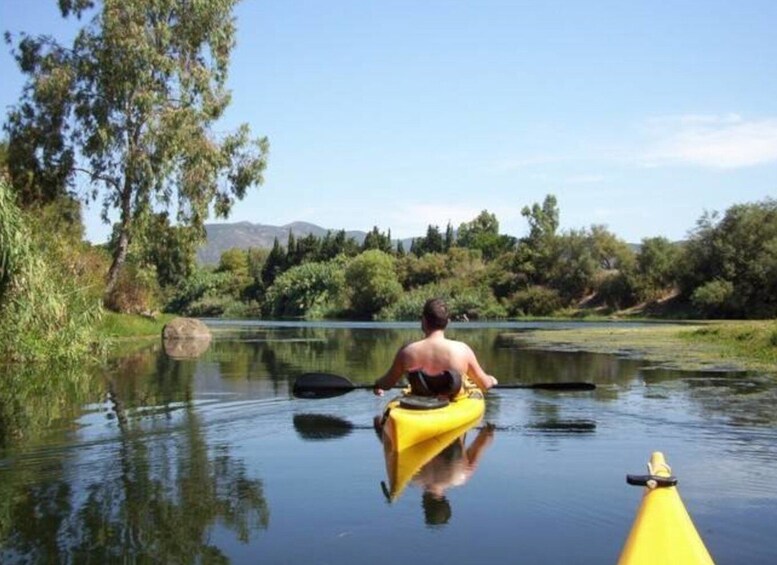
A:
618;451;714;565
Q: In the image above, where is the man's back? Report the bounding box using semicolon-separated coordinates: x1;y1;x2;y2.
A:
401;334;473;378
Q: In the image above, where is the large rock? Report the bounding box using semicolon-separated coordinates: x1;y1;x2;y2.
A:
162;317;212;340
162;317;212;359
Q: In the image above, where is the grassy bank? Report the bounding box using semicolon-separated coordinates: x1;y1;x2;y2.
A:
682;322;777;368
503;320;777;372
98;312;177;339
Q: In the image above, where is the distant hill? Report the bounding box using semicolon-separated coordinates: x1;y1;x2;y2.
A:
197;221;385;265
196;220;646;265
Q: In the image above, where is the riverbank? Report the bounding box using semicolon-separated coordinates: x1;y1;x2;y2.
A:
99;313;777;373
502;320;777;372
98;312;176;338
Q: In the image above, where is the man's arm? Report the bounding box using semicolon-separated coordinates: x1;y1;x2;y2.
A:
373;346;408;395
464;345;498;391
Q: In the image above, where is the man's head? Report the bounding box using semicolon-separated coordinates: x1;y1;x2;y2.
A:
422;298;449;332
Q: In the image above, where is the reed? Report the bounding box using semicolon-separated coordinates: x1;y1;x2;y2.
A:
0;180;103;362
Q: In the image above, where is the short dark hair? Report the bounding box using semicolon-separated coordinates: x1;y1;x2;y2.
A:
422;298;449;330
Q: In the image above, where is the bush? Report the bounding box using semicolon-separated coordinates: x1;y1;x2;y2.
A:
506;286;563;317
165;268;232;313
378;281;506;320
595;271;636;310
0;179;103;362
104;261;162;314
691;279;735;318
264;259;347;318
345;250;402;318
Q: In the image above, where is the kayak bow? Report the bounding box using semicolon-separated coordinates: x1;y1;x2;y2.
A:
617;451;714;565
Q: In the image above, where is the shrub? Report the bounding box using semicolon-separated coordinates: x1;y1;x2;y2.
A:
104;261;162;314
264;259;347;318
595;271;637;310
506;286;563;317
691;279;735;318
345;250;402;318
0;180;103;362
378;281;506;320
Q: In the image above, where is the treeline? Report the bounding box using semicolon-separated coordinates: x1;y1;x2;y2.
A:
147;195;777;321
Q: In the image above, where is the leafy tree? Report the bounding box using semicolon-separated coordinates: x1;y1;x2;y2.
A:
523;194;560;244
319;230;359;260
690;279;735;317
635;236;680;300
457;210;515;260
397;253;448;289
264;259;346;318
344;250;402;318
286;232;297;266
295;233;321;264
588;224;635;271
507;286;563;317
216;247;250;297
679;199;777;317
410;225;444;256
551;229;598;303
444;222;455;251
4;0;268;301
519;194;561;285
261;238;286;288
132;212;198;289
457;210;499;246
362;226;392;253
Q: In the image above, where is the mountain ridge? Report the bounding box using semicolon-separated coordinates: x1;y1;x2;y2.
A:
197;221;391;264
196;220;646;265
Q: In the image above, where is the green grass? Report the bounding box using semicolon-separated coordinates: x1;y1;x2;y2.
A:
97;312;177;338
681;321;777;368
503;320;777;372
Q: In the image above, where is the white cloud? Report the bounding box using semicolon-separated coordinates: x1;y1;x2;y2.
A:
643;114;777;169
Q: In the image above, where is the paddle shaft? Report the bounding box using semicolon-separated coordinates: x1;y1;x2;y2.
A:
291;372;596;398
335;383;595;391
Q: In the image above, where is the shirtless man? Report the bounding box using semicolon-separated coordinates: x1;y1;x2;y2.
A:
373;298;498;396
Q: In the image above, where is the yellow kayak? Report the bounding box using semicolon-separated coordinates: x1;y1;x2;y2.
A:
382;418;480;501
618;452;714;565
380;387;485;452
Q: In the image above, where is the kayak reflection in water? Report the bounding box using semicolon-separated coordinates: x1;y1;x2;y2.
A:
392;424;496;526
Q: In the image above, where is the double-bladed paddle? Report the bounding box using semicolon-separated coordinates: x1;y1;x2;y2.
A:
292;372;596;399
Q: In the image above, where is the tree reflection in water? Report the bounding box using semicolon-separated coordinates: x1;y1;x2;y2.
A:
0;351;269;563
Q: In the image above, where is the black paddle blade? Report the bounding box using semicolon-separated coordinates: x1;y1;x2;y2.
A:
292;372;357;398
293;413;354;440
527;419;597;434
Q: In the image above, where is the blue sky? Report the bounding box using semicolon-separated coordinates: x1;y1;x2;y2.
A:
2;0;777;244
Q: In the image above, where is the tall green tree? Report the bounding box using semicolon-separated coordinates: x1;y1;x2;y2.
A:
4;0;268;300
517;194;561;285
635;236;679;299
679;199;777;317
362;226;392;253
261;238;286;287
344;250;402;318
410;225;444;256
457;210;515;260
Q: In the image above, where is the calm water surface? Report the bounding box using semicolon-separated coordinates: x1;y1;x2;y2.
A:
2;321;777;564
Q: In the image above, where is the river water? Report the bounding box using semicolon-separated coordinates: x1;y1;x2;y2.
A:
1;321;776;564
